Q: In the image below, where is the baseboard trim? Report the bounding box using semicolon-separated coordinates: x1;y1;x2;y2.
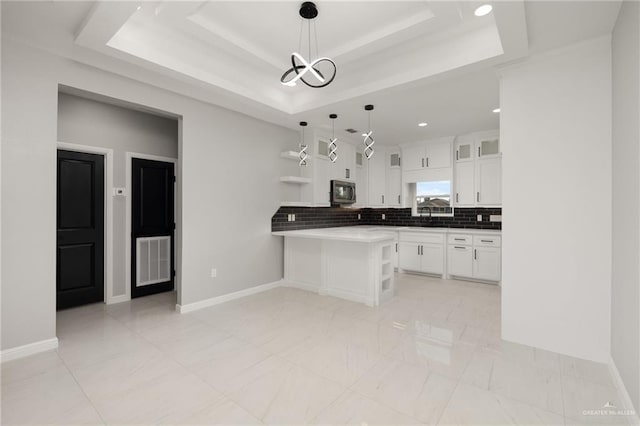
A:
280;280;320;294
106;294;130;305
176;280;283;314
608;355;640;425
0;338;59;363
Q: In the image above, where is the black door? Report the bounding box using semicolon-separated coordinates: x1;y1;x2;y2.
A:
57;150;104;310
131;158;175;298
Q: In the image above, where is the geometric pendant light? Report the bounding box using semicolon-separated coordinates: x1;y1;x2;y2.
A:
298;121;308;167
328;114;338;163
363;104;375;159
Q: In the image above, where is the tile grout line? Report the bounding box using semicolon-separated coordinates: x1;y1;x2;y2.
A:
54;350;108;426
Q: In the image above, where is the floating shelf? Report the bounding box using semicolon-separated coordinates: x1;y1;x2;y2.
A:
280;176;312;184
280;201;312;207
280;151;300;160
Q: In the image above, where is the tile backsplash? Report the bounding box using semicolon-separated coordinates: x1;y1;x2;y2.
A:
272;206;502;231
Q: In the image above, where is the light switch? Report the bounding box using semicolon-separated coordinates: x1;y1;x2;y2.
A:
477;214;483;221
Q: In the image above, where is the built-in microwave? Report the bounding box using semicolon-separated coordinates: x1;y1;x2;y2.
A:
330;180;356;205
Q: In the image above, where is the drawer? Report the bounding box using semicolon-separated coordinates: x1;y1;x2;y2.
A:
399;232;444;245
473;235;501;247
447;234;472;246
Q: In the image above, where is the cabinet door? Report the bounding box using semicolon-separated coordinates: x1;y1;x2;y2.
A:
420;244;444;275
478;137;500;158
454;161;475;206
425;142;451;168
398;242;421;271
367;152;386;206
447;245;473;278
386;167;402;207
402;145;425;171
455;141;474;162
473;246;501;281
314;157;331;206
354;156;368;207
342;143;355;181
392;239;399;270
476;157;501;206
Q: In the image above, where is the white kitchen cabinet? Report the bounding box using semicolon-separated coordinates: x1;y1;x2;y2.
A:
386;167;402;207
446;233;501;282
398;232;445;276
473;246;501;281
313;156;331;206
447;245;473;278
402;140;451;171
476;157;501;206
454;161;475;206
477;136;500;159
330;142;355;181
398;242;421;271
455;137;475;163
354;151;368;207
367;151;386;207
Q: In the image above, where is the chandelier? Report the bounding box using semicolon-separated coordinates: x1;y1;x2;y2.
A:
280;2;337;89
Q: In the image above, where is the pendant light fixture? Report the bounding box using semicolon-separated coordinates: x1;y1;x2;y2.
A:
328;114;338;163
298;121;308;167
280;2;337;89
363;105;375;159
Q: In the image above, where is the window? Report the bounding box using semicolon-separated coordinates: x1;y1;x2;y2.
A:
414;180;453;216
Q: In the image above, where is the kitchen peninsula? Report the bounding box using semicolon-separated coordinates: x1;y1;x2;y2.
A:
272;227;396;306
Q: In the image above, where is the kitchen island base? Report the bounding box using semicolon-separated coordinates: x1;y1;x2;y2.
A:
279;234;395;307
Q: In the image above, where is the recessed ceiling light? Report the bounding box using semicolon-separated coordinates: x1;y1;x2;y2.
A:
136;5;142;11
418;122;428;127
493;108;500;113
474;4;493;17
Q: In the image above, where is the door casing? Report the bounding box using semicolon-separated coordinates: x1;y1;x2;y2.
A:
56;142;114;304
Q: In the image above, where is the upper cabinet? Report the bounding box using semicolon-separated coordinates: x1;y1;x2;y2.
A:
367;149;387;207
453;130;501;208
386;150;402;206
403;139;452;171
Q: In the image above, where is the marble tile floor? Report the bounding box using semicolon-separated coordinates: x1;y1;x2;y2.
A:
1;274;633;425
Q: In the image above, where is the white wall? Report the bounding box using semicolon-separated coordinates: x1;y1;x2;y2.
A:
58;93;179;298
500;37;612;362
611;0;640;412
1;38;298;351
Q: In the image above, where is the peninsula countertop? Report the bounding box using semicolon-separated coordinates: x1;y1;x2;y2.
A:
272;227;396;243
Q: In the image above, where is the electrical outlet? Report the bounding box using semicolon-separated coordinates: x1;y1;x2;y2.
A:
210;268;217;278
477;214;483;221
292;214;295;221
358;214;361;220
287;214;293;222
382;214;386;220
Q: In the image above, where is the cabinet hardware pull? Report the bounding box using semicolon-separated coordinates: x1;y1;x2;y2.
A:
454;246;466;249
418;245;420;255
478;147;481;157
382;195;384;204
426;157;429;167
477;192;480;202
474;249;477;260
398;195;400;204
395;243;398;252
454;238;465;241
456;193;459;203
420;245;423;255
422;158;424;168
481;239;493;243
456;151;459;160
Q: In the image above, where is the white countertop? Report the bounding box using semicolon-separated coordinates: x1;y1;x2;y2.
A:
273;226;501;242
272;227;396;243
352;225;501;235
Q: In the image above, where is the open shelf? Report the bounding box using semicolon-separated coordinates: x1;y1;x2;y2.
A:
280;176;312;184
280;201;312;207
280;150;301;160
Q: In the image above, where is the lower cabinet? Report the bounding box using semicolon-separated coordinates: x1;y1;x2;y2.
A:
398;233;445;276
447;234;501;282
